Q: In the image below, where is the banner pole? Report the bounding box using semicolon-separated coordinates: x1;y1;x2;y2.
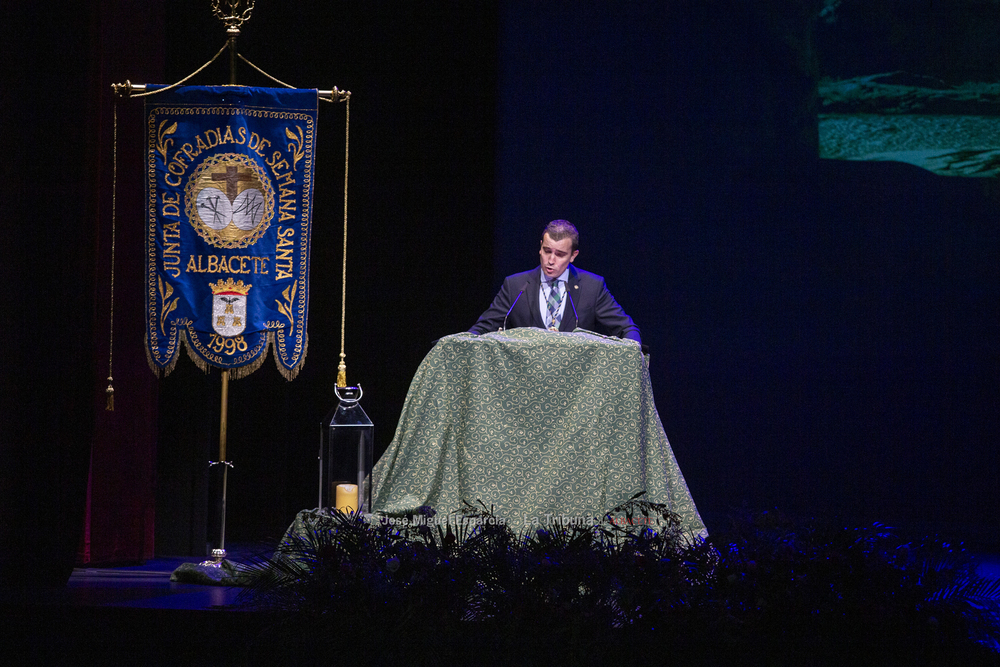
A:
211;0;241;565
214;10;236;560
228;29;238;86
218;369;229;555
204;368;231;565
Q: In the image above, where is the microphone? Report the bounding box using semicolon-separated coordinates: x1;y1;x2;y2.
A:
566;290;579;330
501;282;529;332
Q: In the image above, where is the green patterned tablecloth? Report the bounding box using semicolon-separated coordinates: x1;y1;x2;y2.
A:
371;328;706;537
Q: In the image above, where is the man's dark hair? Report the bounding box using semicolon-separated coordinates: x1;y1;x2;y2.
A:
543;219;579;252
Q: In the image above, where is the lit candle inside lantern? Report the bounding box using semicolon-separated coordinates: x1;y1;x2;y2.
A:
335;483;358;513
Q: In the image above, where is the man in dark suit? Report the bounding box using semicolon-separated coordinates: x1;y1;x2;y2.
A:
469;220;641;343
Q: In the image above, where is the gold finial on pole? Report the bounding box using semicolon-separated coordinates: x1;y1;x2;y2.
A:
111;80;133;98
212;0;255;34
212;0;253;84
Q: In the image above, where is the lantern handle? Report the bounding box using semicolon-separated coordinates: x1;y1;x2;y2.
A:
334;384;363;405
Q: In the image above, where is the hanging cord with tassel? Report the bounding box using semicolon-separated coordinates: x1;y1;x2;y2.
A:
337;93;350;387
105;99;119;410
106;41;229;408
236;53;352;385
233;51;352;385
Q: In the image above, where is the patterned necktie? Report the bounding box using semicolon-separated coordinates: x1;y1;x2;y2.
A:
546;279;563;330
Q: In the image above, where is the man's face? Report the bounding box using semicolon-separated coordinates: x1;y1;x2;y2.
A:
539;233;579;279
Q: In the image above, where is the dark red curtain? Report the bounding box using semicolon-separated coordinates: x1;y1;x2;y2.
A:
0;2;165;582
80;2;165;565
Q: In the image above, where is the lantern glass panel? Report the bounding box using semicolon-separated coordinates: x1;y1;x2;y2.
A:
319;388;373;513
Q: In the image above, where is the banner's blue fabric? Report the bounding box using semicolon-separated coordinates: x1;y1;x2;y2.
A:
144;86;318;378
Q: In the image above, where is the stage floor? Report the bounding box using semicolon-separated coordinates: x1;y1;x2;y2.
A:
4;545;998;665
50;544;271;611
3;545;282;666
39;546;1000;611
64;556;243;610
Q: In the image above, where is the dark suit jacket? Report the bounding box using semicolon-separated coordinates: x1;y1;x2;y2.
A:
469;265;641;343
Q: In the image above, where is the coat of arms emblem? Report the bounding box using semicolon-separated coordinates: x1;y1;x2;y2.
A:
210;278;252;337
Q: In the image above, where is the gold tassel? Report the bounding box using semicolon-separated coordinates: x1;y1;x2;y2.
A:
105;377;115;411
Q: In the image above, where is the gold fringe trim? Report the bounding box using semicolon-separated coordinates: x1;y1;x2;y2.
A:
145;332;182;378
231;336;269;380
181;329;211;374
148;329;308;380
274;332;307;381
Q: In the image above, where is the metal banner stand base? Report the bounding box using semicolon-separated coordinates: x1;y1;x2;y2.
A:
202;369;232;566
171;371;237;584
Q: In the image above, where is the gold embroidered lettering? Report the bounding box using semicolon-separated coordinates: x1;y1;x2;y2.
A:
185;255;268;275
275;227;295;280
267;151;289;173
276;169;297;222
161;192;181;218
204;128;221;149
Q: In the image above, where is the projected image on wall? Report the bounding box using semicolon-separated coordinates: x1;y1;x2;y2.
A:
818;0;1000;177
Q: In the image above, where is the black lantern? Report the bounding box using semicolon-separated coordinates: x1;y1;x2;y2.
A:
319;385;374;513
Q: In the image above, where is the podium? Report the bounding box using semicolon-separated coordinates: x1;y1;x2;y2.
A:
371;328;706;537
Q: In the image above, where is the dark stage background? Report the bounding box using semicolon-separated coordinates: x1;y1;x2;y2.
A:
1;1;996;583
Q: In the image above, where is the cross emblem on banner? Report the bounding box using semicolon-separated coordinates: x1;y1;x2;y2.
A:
212;165;254;200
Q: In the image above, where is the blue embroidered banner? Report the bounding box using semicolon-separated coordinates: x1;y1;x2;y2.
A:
144;86;318;379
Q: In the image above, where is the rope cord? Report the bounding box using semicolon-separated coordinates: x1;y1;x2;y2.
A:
129;41;230;98
337;94;350;387
106;101;119;410
238;53;347;103
236;53;352;385
238;53;295;90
